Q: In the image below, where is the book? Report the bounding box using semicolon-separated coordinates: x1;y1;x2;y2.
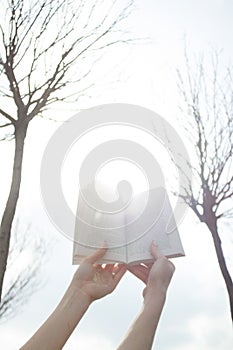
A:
73;184;185;265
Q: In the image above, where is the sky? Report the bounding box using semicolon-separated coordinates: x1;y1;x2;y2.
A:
0;0;233;349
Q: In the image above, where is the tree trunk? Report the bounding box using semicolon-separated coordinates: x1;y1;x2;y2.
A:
206;218;233;322
0;123;28;302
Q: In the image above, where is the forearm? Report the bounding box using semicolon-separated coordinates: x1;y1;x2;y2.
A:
20;286;90;350
117;290;166;350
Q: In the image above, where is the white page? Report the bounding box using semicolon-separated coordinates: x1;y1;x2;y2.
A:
73;183;127;264
125;187;185;264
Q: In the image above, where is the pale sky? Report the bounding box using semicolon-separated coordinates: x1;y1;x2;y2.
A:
0;0;233;349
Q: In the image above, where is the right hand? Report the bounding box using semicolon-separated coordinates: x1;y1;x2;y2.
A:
70;246;126;304
127;242;175;302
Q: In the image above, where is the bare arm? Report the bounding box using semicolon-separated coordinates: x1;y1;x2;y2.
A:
117;242;175;350
20;247;126;350
20;284;90;350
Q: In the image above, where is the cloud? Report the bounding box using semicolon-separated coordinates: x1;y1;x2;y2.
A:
65;332;114;350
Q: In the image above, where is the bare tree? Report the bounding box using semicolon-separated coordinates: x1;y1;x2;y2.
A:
0;0;134;301
176;50;233;321
0;222;46;321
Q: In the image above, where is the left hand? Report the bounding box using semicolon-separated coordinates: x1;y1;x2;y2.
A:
127;242;175;302
71;246;126;303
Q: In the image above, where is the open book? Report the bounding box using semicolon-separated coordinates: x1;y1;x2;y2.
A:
73;185;185;265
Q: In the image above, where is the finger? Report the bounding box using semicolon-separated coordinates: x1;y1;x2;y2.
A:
93;263;103;272
84;246;107;264
127;265;148;284
151;241;164;260
143;263;154;269
93;263;102;268
104;264;115;273
113;265;127;285
112;263;124;274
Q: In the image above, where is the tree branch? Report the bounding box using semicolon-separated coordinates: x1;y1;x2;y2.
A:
0;108;15;123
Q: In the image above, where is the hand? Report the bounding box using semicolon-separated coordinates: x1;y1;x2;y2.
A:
70;246;126;304
128;242;175;303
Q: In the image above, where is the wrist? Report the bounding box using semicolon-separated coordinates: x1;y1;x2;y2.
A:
59;284;92;312
143;287;166;310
